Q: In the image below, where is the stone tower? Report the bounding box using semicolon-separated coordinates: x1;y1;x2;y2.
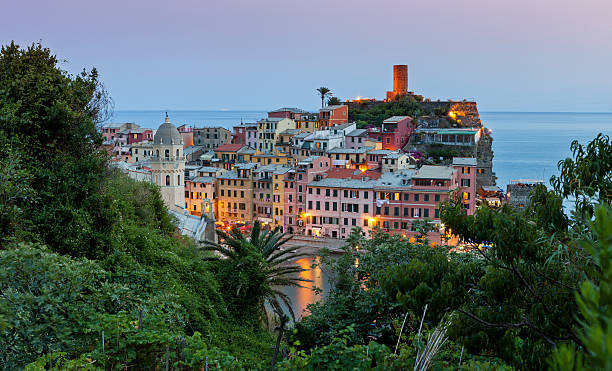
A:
151;114;185;212
387;64;408;100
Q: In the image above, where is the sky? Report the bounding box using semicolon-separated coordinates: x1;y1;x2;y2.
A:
2;0;612;112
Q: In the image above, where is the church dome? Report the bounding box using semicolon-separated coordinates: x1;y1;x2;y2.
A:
154;115;183;145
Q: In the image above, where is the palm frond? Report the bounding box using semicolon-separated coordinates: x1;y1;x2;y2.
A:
271;289;297;321
267;245;311;264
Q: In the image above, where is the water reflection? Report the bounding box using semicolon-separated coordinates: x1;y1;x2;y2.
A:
278;256;331;321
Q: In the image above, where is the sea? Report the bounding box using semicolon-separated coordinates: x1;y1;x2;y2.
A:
111;110;611;319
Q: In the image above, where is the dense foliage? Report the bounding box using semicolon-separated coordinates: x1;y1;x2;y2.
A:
348;96;424;127
0;42;275;369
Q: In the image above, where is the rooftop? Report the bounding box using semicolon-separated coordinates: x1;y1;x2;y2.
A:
308;177;377;189
214;143;246;152
257;117;285;123
383;116;411;123
346;129;368;137
269;107;308;114
191;176;216;183
198;166;222;173
327;146;374;154
452;157;477;166
374;170;417;188
279;129;303;135
320;105;346;112
413;165;454;180
384;152;405;159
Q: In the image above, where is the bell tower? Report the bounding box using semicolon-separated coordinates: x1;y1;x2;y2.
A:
151;114;185;212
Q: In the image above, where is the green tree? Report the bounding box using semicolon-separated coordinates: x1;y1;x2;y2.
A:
327;96;341;106
550;205;612;370
316;87;332;108
202;222;311;321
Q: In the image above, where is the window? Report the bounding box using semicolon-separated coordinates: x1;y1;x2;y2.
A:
309;188;313;194
435;194;440;202
165;175;170;186
435;209;439;218
316;188;321;195
424;209;429;218
404;208;409;216
326;189;330;197
333;190;338;197
364;219;368;226
462;166;471;174
414;194;420;201
424;194;430;202
308;201;313;209
461;179;471;187
364;204;369;213
325;202;329;211
344;190;348;198
394;222;399;229
333;202;337;211
344;218;348;225
394;207;399;216
364;191;368;199
384;207;389;216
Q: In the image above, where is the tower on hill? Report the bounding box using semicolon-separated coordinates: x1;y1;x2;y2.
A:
386;64;408;101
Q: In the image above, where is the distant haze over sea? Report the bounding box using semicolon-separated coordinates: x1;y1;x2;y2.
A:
111;110;611;193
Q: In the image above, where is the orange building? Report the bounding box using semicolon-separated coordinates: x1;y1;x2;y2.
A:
318;105;348;129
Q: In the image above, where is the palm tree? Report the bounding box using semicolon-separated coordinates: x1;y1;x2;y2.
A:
316;87;332;108
201;221;311;321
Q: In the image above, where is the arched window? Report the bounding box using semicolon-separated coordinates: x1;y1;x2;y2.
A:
177;175;181;185
156;149;159;157
165;175;170;186
165;149;170;159
176;149;180;158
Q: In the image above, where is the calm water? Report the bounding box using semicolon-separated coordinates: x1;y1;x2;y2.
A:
111;110;611;316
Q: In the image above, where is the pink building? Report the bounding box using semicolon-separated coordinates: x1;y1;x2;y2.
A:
380;116;415;150
345;129;369;149
305;168;382;239
123;128;153;144
452;157;477;215
245;123;258;149
231;125;247;145
301;161;477;244
283;156;330;235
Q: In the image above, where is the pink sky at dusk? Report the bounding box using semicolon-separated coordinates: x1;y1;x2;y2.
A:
2;0;612;112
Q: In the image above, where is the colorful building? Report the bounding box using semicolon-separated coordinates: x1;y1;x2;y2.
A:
380;116;415;150
318;105;348;129
257;117;296;153
216;163;258;224
193;127;232;150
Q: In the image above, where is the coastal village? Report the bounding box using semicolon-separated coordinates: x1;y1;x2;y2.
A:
102;65;532;245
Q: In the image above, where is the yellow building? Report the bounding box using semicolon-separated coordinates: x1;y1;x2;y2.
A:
128;141;153;163
253;150;294;167
257;117;296;153
216;162;258;224
272;167;291;231
295;113;319;133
